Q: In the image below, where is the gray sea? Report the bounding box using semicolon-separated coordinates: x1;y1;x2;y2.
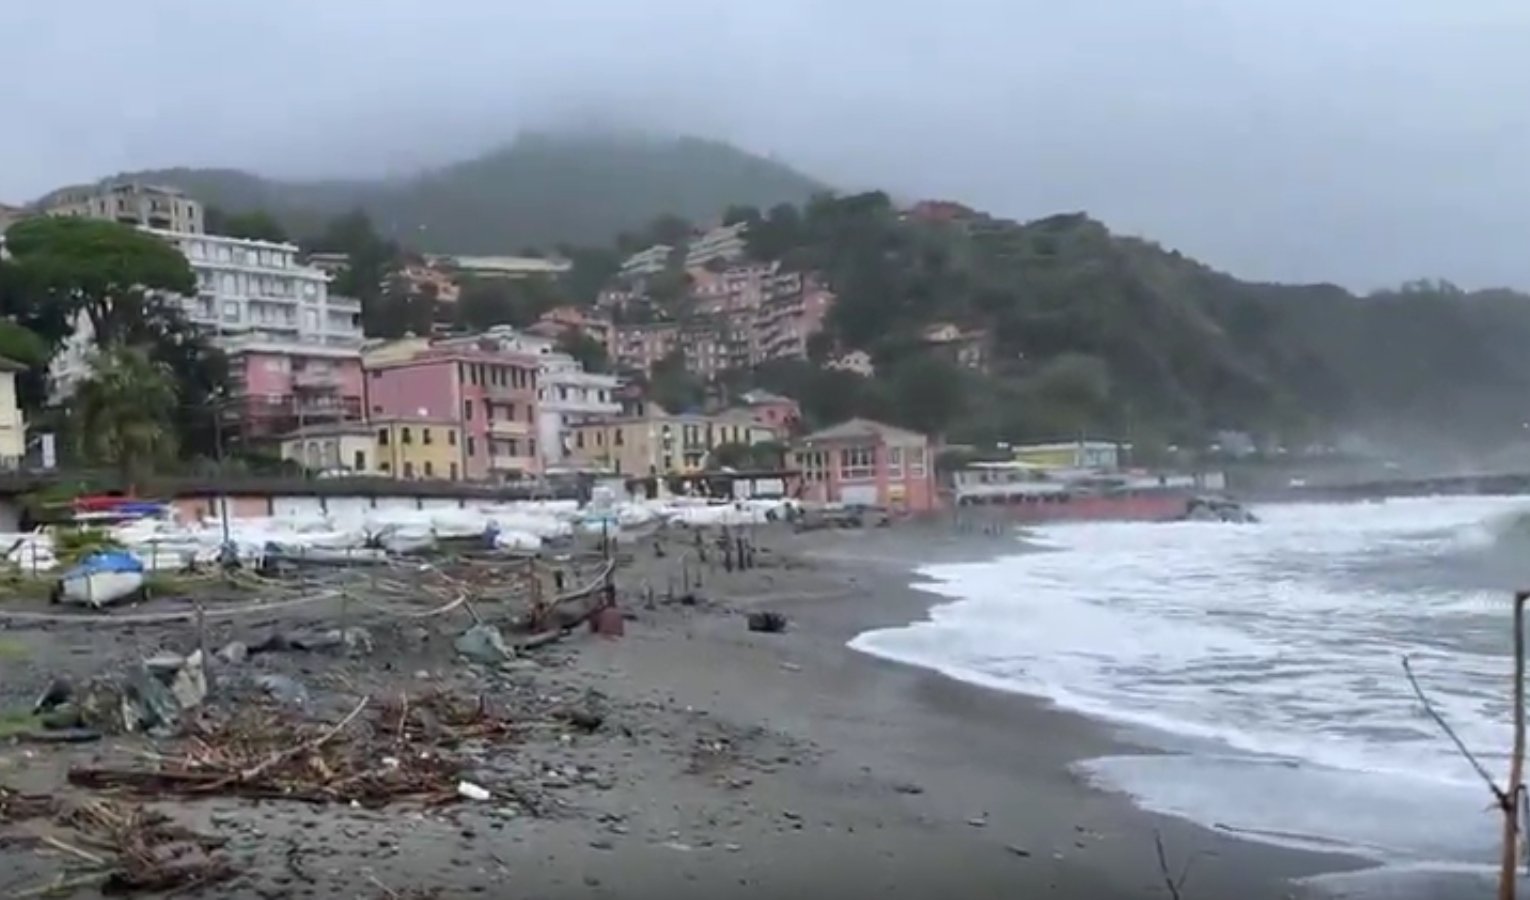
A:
852;496;1530;898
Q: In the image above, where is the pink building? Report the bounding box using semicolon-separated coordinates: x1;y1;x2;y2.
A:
755;275;833;363
364;340;541;480
227;341;365;437
791;419;937;513
614;323;681;373
737;390;802;434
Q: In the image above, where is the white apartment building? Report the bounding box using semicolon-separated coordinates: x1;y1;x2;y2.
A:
538;353;620;467
684;221;749;269
149;230;363;350
619;244;673;278
44;182;204;234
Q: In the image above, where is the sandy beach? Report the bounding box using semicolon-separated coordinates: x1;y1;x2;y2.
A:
0;522;1367;898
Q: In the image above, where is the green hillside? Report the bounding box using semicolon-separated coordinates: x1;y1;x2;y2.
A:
719;194;1530;455
103;133;825;253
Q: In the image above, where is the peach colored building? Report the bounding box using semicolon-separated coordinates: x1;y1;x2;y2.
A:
528;306;616;357
363;338;540;480
613;323;681;373
736;390;801;434
791;419;936;512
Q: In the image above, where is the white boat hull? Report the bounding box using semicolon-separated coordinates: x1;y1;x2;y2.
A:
60;570;145;608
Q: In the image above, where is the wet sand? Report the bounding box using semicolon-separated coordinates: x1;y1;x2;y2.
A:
0;523;1367;898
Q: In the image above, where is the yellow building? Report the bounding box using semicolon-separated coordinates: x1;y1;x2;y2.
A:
565;406;779;477
278;423;377;474
0;358;25;467
1011;440;1123;471
373;417;464;481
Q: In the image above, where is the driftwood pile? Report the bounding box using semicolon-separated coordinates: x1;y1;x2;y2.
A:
67;690;553;809
1;795;234;896
0;785;55;824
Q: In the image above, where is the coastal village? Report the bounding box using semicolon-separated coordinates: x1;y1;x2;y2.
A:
0;180;1268;899
0;180;1195;524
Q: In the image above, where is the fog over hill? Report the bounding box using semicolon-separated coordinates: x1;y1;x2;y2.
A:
3;1;1528;288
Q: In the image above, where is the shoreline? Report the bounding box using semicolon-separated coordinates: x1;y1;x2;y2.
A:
0;522;1375;898
576;523;1369;898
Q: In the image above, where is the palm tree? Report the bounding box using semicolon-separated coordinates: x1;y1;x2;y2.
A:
72;347;179;489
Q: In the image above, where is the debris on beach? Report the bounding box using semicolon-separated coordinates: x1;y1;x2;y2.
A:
65;690;569;813
455;623;512;664
746;611;789;634
4;797;235;896
0;784;56;823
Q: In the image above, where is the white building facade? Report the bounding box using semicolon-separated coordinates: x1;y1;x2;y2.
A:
537;353;620;468
684;222;748;268
149;230;368;437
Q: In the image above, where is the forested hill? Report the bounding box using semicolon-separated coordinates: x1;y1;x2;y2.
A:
735;194;1530;454
100;133;824;254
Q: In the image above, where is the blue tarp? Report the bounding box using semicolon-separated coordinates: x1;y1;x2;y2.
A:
65;550;145;578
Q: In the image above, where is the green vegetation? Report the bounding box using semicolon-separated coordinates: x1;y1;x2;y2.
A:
707;440;788;471
0;708;42;738
72;347;180;487
701;193;1530;454
205;207;288;243
51;528;123;566
118;133;824;254
2;217;196;346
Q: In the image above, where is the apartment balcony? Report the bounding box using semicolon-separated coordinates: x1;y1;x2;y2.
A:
483;380;535;401
487;419;533;438
233;393;364;436
292;369;343;390
328;295;363;312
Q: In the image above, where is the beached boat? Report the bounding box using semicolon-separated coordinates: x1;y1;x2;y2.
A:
57;550;146;608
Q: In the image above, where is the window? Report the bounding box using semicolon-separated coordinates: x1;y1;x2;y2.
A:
463;399;473;420
223;301;240;322
450;462;459;480
380;461;391;473
378;429;390;446
595;430;604;447
458;362;466;382
466;436;476;456
372;406;382;415
447;430;457;447
576;431;585;449
529;438;536;457
402;427;413;445
910;447;926;476
423;427;433;445
353;449;366;471
840;446;875;480
888;447;904;478
506;402;516;421
614;428;624;446
507;439;519;456
424;461;434;477
483;399;492;420
403;461;414;478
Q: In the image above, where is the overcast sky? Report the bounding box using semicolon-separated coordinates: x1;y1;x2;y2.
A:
3;1;1527;290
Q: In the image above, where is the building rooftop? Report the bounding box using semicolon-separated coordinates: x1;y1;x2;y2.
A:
797;418;926;444
739;389;794;406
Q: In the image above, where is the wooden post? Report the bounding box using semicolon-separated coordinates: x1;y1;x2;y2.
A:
194;598;207;662
1504;591;1528;900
